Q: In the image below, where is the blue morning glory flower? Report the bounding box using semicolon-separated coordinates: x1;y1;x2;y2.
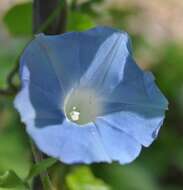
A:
14;26;168;164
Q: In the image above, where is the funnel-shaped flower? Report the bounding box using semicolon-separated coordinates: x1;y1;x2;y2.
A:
14;26;168;164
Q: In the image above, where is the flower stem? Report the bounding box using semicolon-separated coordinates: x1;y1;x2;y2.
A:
33;0;67;34
30;140;56;190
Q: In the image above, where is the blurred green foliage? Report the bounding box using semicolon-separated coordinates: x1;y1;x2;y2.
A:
0;97;31;190
1;0;183;190
0;170;27;189
92;163;159;190
0;39;27;88
154;43;183;99
68;11;95;31
66;166;111;190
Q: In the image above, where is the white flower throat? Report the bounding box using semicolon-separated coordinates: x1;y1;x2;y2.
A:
64;88;102;125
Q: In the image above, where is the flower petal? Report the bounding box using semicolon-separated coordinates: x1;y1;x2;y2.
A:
14;26;168;165
33;33;81;93
29;82;65;126
95;121;142;164
15;83;111;164
27;121;112;164
97;104;165;147
14;81;35;123
20;36;63;95
23;27;122;95
18;65;64;127
104;69;168;110
80;27;132;94
143;71;168;109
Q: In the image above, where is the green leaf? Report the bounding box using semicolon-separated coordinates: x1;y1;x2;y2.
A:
26;158;57;180
66;166;111;190
0;170;26;188
67;11;95;31
3;2;32;36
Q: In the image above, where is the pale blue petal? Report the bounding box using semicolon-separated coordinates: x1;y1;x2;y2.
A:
80;27;132;94
104;67;168;110
27;121;111;164
20;38;62;96
143;71;168;109
14;74;63;127
97;104;165;147
29;82;65;126
14;81;35;124
95;121;142;164
23;27;120;94
19;64;64;126
42;29;111;83
34;33;81;93
14;26;168;165
15;83;111;164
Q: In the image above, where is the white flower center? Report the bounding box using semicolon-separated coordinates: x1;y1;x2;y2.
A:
64;88;102;125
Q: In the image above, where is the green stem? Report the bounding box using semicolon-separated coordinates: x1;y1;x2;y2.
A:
36;1;66;34
30;140;56;190
33;0;67;34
